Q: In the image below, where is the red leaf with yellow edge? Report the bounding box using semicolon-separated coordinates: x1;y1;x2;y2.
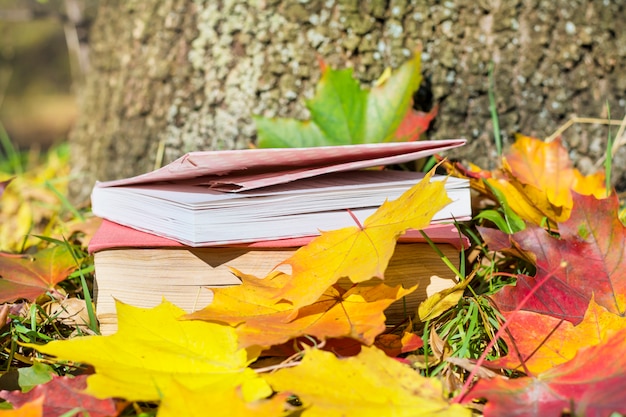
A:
0;375;118;417
186;269;416;349
276;168;451;308
465;328;626;417
492;192;626;323
0;396;43;417
491;298;626;374
0;246;77;303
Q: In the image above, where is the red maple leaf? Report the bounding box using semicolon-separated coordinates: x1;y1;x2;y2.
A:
465;328;626;417
485;192;626;324
393;105;438;142
0;374;119;417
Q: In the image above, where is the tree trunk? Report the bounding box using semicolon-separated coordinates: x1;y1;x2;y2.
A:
69;0;626;202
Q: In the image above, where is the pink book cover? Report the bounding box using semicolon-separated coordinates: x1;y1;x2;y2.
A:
95;140;466;192
88;219;470;254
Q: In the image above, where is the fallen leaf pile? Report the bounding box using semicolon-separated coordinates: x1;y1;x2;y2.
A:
8;168;470;416
456;135;626;416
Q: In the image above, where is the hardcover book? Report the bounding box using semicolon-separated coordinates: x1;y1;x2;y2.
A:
90;220;469;335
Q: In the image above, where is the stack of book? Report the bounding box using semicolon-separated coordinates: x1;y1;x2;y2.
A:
88;140;471;334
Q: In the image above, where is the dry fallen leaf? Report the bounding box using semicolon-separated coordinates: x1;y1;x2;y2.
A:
0;375;117;417
465;328;626;417
491;298;626;374
187;269;415;349
0;246;77;304
264;346;470;417
490;192;626;324
277;168;451;308
27;300;271;402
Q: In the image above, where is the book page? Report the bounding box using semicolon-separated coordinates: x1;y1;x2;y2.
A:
97;139;466;190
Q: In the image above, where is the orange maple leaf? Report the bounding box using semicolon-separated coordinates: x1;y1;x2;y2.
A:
494;135;605;224
450;134;606;226
186;269;415;349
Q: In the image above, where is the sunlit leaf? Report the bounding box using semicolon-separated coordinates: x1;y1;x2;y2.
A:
456;135;606;227
0;246;77;303
277;168;451;308
186;269;415;349
0;375;117;417
492;298;626;374
466;328;626;417
490;192;626;323
418;275;472;322
27;300;270;402
265;346;470;417
158;381;289;417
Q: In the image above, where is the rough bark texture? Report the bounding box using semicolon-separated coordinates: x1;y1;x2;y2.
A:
69;0;626;202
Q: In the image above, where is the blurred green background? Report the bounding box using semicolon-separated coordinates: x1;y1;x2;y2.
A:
0;0;96;151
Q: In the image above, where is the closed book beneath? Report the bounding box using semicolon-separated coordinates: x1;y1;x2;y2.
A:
90;220;468;335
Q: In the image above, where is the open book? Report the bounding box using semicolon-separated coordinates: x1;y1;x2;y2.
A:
91;140;469;246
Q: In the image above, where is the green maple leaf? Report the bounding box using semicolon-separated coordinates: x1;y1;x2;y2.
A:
255;52;423;148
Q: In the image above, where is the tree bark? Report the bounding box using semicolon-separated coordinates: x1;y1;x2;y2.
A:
69;0;626;202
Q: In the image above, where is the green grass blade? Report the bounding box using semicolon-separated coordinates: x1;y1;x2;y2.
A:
0;121;23;175
605;100;612;196
488;61;502;158
418;229;462;278
44;179;85;222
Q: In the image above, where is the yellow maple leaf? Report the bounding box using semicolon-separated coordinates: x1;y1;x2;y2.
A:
186;270;294;327
418;274;473;322
264;346;470;417
159;380;289;417
486;135;606;225
277;168;451;308
493;298;626;374
186;269;415;348
27;300;270;402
